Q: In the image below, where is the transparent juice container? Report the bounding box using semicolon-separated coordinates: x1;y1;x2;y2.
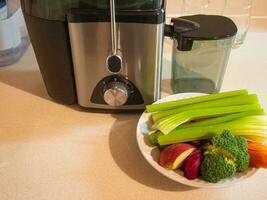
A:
0;0;30;66
170;15;237;94
172;37;235;94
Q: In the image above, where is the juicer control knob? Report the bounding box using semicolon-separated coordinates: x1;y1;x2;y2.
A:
103;82;129;107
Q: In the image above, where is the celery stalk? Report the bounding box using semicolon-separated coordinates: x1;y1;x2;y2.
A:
146;89;248;113
156;104;262;134
158;126;267;145
152;94;258;121
179;109;265;128
157;116;267;145
149;131;163;146
232;116;267;126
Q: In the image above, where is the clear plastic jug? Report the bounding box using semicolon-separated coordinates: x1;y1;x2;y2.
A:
170;15;237;94
0;0;30;66
172;37;235;94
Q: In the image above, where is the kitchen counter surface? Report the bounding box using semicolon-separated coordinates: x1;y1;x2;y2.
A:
0;31;267;200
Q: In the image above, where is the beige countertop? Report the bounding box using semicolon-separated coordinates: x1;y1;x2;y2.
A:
0;30;267;199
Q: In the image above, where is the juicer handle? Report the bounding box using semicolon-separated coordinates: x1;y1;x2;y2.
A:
110;0;117;55
107;0;123;74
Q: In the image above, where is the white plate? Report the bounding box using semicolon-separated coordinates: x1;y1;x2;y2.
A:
136;93;258;188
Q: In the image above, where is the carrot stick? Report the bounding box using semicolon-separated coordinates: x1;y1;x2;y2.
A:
249;150;267;168
248;141;267;151
248;140;267;168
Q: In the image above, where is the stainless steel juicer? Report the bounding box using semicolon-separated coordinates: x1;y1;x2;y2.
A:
21;0;237;111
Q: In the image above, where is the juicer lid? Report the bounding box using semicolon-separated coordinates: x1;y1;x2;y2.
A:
177;15;238;40
169;15;238;51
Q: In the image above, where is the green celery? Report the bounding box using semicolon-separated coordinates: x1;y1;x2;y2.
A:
149;131;162;146
157;116;267;145
152;94;258;121
232;116;267;126
156;104;262;134
179;109;265;128
158;126;267;145
146;89;248;113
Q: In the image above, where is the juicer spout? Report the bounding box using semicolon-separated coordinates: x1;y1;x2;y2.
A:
165;18;200;51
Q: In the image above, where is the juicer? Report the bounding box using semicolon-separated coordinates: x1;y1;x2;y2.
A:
21;0;237;110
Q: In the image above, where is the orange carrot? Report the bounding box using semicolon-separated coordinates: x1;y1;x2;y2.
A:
248;140;267;168
248;140;267;151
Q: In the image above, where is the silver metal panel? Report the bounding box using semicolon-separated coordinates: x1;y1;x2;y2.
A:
68;22;164;109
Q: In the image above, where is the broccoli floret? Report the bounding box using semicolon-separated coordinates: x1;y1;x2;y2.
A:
234;136;250;172
200;130;249;183
212;130;249;172
201;153;236;183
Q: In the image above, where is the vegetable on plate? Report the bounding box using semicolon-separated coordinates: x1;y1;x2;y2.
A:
200;130;249;183
248;140;267;168
146;89;267;145
145;89;267;183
